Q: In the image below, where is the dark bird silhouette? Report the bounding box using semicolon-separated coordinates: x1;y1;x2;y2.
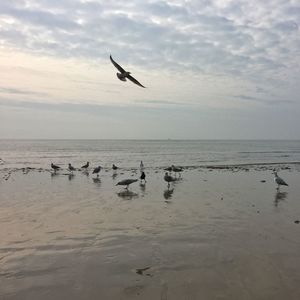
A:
164;166;173;172
68;163;76;173
110;55;146;88
112;164;118;170
81;162;89;169
92;166;101;177
51;163;60;172
116;179;138;189
140;171;146;183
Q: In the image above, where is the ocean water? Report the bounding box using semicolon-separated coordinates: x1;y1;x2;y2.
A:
0;139;300;170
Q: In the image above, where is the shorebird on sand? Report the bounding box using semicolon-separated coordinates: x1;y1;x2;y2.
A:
110;55;146;88
140;171;146;183
51;163;60;173
273;170;288;190
81;162;89;169
68;163;76;173
116;179;138;189
112;164;118;170
92;166;102;177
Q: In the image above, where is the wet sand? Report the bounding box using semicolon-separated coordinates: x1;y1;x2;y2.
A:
1;165;300;299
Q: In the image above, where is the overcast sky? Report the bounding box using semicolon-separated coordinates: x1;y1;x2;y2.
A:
0;0;299;139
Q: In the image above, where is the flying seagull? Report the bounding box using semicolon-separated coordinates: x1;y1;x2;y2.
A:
110;55;146;88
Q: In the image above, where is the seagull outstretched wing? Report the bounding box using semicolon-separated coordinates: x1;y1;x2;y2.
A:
110;55;126;73
127;74;146;88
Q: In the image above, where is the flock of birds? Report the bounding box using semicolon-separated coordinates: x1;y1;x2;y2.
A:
56;50;291;192
50;162;288;190
50;161;183;189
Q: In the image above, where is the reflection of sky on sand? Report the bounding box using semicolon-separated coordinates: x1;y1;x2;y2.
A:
1;168;300;299
274;191;288;207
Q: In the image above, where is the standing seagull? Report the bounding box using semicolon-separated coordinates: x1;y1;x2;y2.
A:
140;171;146;183
110;55;146;88
81;162;89;169
51;163;60;173
92;166;102;177
273;170;288;190
68;163;76;173
116;179;138;189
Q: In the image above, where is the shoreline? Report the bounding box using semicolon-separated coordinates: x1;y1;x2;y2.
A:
1;160;300;172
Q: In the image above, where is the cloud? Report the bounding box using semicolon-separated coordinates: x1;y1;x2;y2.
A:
134;99;192;106
233;94;294;106
0;87;47;96
0;0;298;81
0;0;299;139
0;97;173;116
0;1;79;30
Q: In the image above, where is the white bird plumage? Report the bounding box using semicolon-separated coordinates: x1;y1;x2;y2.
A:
116;178;138;189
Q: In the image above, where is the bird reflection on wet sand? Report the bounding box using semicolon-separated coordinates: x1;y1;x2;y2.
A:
274;191;288;207
92;177;101;187
117;190;138;200
68;173;75;181
50;172;59;179
82;170;89;177
164;188;174;200
139;182;146;193
112;172;118;180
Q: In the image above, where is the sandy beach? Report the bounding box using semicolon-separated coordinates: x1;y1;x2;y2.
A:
1;164;300;299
